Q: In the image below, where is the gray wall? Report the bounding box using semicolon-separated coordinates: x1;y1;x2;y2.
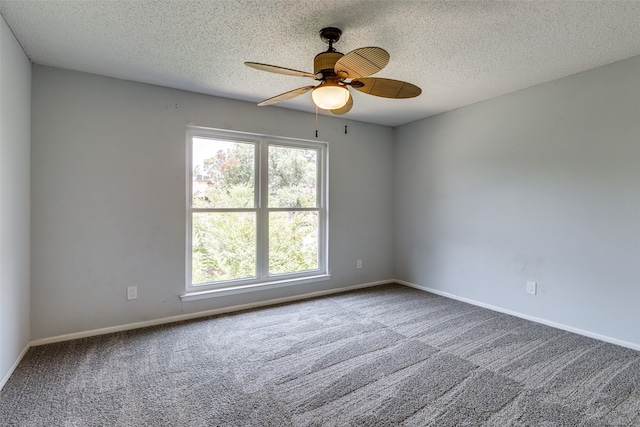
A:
0;16;31;386
30;65;394;340
394;55;640;346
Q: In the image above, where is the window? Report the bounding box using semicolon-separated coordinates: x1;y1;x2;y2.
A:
186;126;328;295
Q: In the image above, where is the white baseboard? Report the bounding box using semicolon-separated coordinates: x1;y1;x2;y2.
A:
396;280;640;352
31;280;392;347
0;342;30;391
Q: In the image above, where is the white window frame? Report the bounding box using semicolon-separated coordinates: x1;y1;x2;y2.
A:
183;126;329;301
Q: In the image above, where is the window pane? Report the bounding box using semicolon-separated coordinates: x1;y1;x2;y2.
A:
269;211;318;275
268;145;317;208
192;212;256;284
192;138;255;208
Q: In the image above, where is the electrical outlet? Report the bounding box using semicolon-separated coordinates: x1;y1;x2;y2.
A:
526;281;537;295
357;259;362;269
127;286;137;300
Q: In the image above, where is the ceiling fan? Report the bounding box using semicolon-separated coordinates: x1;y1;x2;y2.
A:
245;27;422;115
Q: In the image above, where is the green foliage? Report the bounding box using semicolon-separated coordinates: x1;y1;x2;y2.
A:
269;211;318;275
191;212;256;284
194;142;255;209
191;141;320;285
269;145;317;208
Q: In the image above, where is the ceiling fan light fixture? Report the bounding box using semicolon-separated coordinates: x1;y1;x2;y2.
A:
311;83;349;110
246;27;421;115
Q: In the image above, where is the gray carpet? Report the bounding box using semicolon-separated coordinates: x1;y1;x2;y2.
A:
2;284;640;426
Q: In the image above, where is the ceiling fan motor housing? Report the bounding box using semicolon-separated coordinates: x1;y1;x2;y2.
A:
314;52;343;78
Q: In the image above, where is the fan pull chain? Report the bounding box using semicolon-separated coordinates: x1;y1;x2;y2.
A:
315;106;319;138
344;114;348;134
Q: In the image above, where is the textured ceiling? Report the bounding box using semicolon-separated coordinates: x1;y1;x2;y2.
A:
2;0;640;127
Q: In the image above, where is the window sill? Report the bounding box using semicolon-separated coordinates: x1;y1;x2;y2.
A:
180;274;332;302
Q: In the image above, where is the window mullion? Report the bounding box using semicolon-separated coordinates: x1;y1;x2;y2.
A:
191;208;258;213
267;207;320;212
320;145;327;273
256;138;269;279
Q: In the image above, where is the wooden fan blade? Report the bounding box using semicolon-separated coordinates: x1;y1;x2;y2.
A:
245;62;315;78
352;77;422;99
334;47;390;79
330;92;353;115
257;86;315;106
